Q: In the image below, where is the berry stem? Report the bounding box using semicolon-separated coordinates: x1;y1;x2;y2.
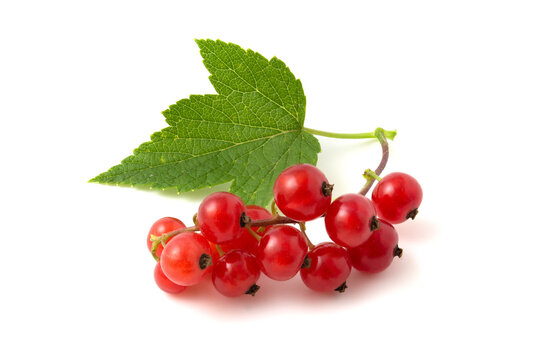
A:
216;244;225;257
246;227;262;241
150;225;199;260
270;200;278;216
359;127;390;196
248;215;300;227
299;222;315;250
304;127;397;141
150;240;161;262
364;169;382;182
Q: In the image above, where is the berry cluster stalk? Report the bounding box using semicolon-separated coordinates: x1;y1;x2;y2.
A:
150;216;301;260
359;127;390;196
304;126;395;195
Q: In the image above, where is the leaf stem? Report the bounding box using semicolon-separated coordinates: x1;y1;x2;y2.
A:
359;128;389;196
304;127;397;141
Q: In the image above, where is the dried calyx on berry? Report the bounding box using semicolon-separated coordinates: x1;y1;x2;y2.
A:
239;212;251;227
321;181;334;197
245;284;261;296
334;282;348;293
406;208;419;220
301;256;312;269
370;216;380;231
198;254;212;270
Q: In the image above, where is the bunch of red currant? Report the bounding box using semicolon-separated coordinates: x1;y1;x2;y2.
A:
147;163;423;297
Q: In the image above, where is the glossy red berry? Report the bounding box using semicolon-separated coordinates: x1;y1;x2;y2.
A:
198;192;247;244
325;194;379;248
154;262;187;294
348;219;402;273
371;172;423;224
300;242;352;292
160;232;212;286
257;225;308;281
212;250;261;297
146;217;186;258
220;205;272;255
273;164;332;221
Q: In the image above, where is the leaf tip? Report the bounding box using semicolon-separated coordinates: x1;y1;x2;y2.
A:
194;38;216;49
88;174;101;183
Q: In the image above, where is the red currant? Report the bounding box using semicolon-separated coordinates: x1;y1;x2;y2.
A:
371;172;423;224
324;193;379;248
160;232;212;286
197;192;247;244
257;225;308;281
146;217;186;258
212;250;261;297
154;262;187;294
300;242;352;292
348;219;402;273
220;205;272;255
273;164;332;221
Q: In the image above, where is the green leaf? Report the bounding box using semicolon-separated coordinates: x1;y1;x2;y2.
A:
90;39;320;206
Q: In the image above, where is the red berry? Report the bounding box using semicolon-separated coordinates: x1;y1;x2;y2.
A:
273;164;332;221
349;219;401;273
160;232;212;286
198;192;247;244
257;225;308;281
212;250;261;297
325;194;379;248
154;262;187;294
371;172;423;224
146;217;186;258
220;205;272;255
300;242;352;292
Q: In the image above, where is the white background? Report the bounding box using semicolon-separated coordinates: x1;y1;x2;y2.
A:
1;1;539;359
